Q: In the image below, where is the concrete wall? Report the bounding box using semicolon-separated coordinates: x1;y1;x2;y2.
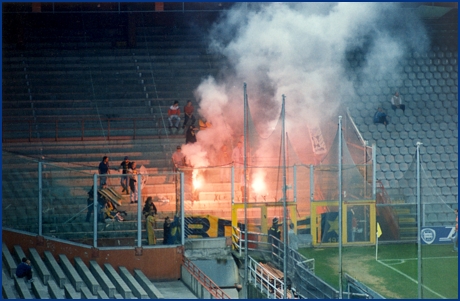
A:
2;229;182;281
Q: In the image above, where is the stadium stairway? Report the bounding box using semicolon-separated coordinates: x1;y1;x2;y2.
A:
1;243;199;299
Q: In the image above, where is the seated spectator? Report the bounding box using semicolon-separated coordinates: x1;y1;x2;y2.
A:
102;199;127;222
373;107;388;125
390;91;405;113
142;196;158;219
182;100;196;129
168;101;181;132
16;257;33;282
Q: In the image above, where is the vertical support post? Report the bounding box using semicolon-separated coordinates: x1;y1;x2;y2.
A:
310;165;314;202
416;142;422;298
372;143;376;200
38;161;43;236
93;174;98;248
243;82;248;299
180;172;185;245
338;116;343;299
281;95;288;299
293;165;297;203
231;166;234;204
137;173;142;248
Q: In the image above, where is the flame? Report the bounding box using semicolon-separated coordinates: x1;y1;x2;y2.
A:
251;176;267;195
192;170;204;190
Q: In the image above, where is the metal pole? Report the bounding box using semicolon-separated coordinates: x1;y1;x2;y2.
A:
180;172;185;245
243;82;248;299
372;143;376;200
231;166;234;204
137;173;142;247
93;174;98;248
310;165;314;203
293;165;297;203
38;161;43;236
416;142;422;298
282;95;288;299
338;116;343;299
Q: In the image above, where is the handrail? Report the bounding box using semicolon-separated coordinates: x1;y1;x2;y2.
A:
182;256;231;299
248;256;285;298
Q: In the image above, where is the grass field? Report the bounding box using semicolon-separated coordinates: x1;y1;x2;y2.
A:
299;243;458;299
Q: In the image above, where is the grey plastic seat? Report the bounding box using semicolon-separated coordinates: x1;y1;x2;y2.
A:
376;140;386;148
386;139;395;148
442;186;452;195
444;145;453;153
386;155;395;164
399;131;408;140
376;155;385;164
376;171;385;179
446;178;456;187
381;147;390;156
380;163;390;172
441;169;451;179
431;154;441;162
440;153;450;162
426;115;436;123
449;137;457;146
408;130;418;139
422;153;431;162
394;154;404;164
431;123;440;131
431;170;441;178
417;115;426;124
436;178;446;188
390;147;399;156
394;139;404;148
439;137;449;146
385;171;395;180
381;131;390;140
426;162;436;171
426;146;435;154
372;131;382;140
399;146;408;155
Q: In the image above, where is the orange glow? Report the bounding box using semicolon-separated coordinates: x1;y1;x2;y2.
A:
251;176;267;194
192;170;204;190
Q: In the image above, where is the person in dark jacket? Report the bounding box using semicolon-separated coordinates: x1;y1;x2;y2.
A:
163;216;172;245
16;257;33;281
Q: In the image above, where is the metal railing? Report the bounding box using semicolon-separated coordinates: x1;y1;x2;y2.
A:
182;256;231;299
248;256;286;299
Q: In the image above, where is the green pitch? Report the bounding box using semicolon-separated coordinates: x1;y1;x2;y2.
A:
299;243;458;299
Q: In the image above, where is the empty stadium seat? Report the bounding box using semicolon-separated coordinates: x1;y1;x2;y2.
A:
441;169;451;179
404;154;413;164
399;146;408;155
431;170;441;178
380;163;390;172
436;178;446;187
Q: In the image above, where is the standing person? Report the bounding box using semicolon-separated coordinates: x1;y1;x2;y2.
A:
288;223;299;251
390;91;405;113
182;100;196;129
119;156;130;194
128;162;139;204
163;216;172;245
98;156;110;187
146;210;157;245
373;107;388;126
268;217;281;257
85;185;107;223
171;146;185;171
168;100;181;133
142;196;157;219
453;209;458;252
185;125;197;144
16;257;33;282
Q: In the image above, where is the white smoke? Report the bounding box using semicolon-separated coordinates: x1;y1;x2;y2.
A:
185;2;428;170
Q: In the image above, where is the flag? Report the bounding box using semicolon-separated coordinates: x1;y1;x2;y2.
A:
377;222;382;238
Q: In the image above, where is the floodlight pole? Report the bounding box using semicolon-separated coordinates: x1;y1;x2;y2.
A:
416;142;422;299
282;95;288;299
338;116;343;299
243;82;249;299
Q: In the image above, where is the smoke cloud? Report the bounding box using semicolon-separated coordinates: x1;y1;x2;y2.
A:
182;2;428;169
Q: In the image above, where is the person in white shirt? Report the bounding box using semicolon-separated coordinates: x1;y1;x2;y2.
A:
390;91;405;113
